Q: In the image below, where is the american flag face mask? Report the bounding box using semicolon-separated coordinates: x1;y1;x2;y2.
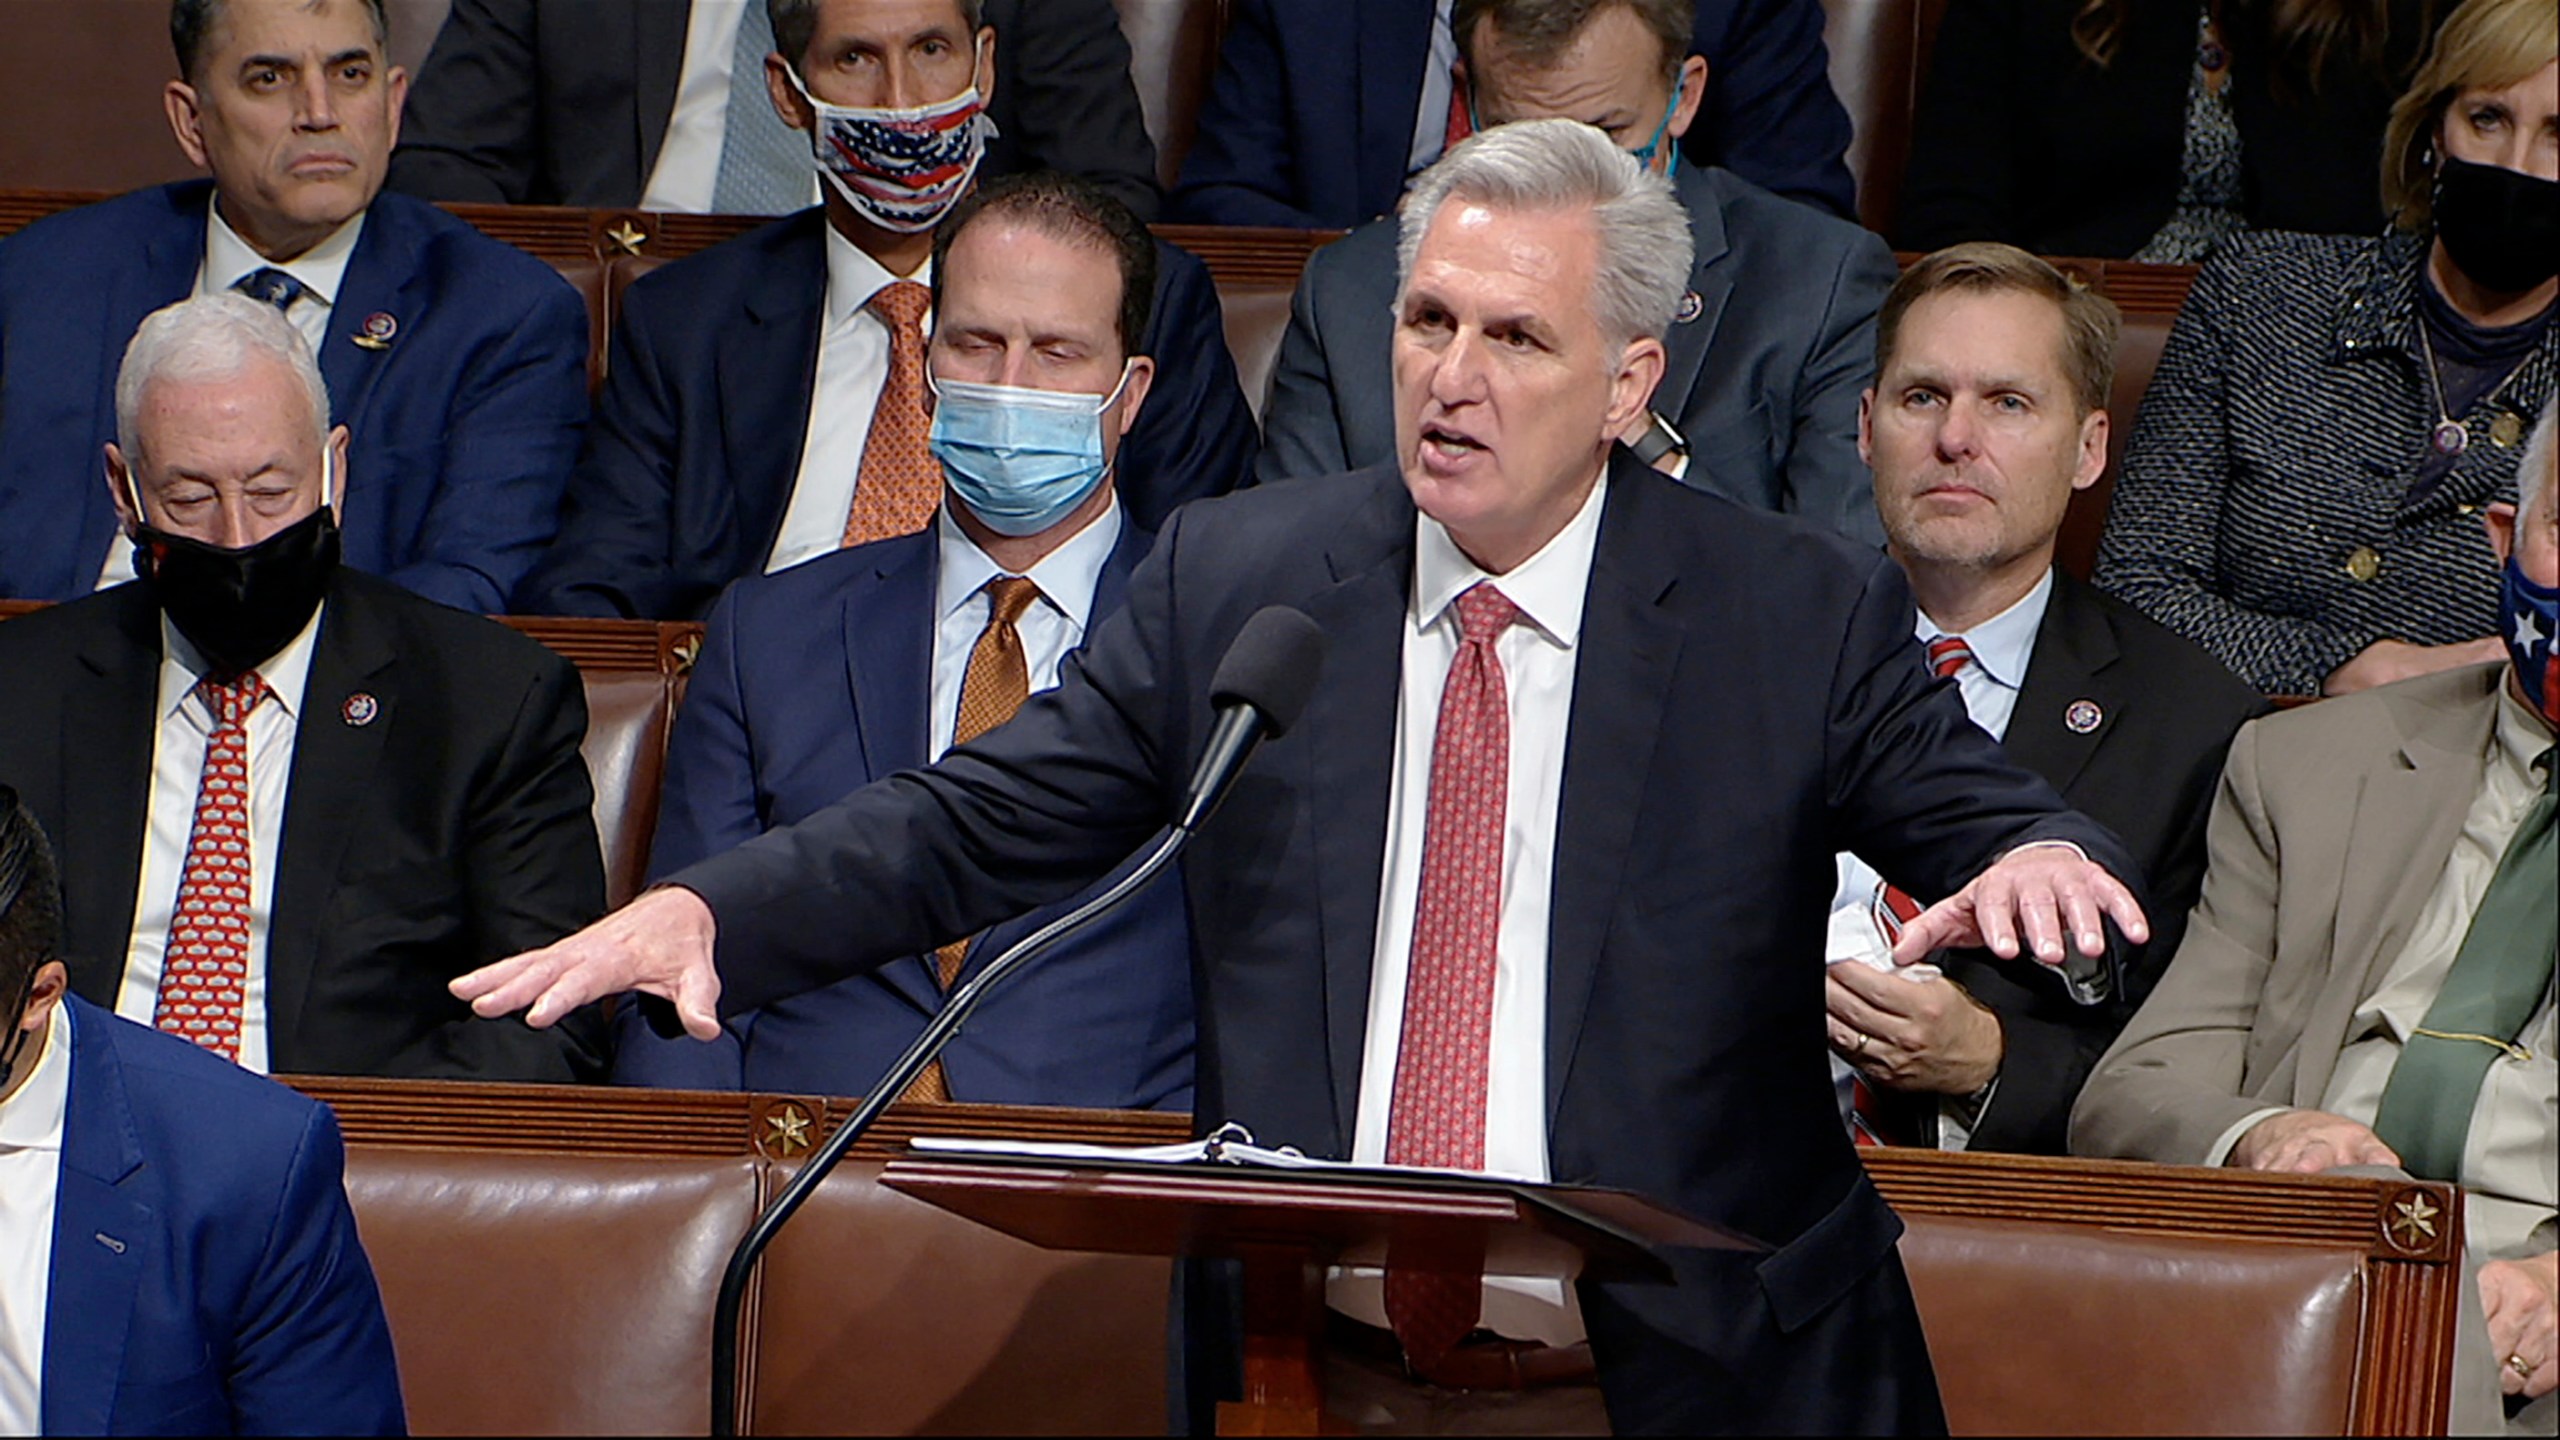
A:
790;70;996;234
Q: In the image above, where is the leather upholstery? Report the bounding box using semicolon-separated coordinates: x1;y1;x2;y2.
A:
1902;1214;2364;1435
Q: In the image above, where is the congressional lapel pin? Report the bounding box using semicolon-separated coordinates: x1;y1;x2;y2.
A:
350;311;397;351
2064;698;2104;735
1674;290;1704;324
342;692;380;727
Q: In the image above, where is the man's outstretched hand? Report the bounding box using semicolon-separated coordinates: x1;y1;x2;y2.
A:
450;886;725;1040
1888;842;2149;969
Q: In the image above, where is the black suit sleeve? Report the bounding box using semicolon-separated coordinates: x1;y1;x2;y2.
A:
985;0;1162;220
1120;244;1260;528
1893;0;2023;250
1683;0;1858;220
388;0;543;204
396;651;610;1079
511;282;688;618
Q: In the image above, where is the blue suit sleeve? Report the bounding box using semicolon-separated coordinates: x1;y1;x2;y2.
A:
390;275;587;613
613;587;762;1086
512;283;682;618
1782;226;1895;546
224;1105;407;1436
1120;246;1259;528
1167;0;1335;227
1684;0;1859;221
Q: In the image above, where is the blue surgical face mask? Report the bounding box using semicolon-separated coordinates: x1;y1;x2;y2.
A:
927;365;1132;537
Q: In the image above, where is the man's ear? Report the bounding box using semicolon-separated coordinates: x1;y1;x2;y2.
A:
2484;500;2518;567
1607;335;1669;438
1856;388;1875;466
974;25;997;104
2071;408;2111;493
765;53;815;134
325;425;352;516
1667;54;1709;141
165;80;212;170
1114;356;1157;437
385;65;411;150
105;445;145;534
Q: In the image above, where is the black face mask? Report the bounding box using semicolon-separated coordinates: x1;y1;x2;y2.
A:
2433;156;2560;296
133;505;341;680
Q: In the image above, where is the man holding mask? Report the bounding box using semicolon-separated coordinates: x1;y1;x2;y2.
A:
514;0;1257;622
612;173;1195;1108
0;294;608;1082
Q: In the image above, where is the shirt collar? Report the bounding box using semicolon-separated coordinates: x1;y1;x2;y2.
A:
934;495;1124;635
1918;568;2053;691
0;1001;71;1154
204;199;365;311
822;222;933;332
155;599;328;726
2493;677;2554;790
1411;470;1609;648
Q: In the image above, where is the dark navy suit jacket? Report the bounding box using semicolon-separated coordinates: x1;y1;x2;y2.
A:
0;181;588;612
671;453;2146;1429
611;517;1194;1107
1168;0;1857;227
1259;164;1894;545
41;996;405;1436
512;209;1256;620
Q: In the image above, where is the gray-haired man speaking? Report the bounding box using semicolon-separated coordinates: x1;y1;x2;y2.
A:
461;120;2151;1433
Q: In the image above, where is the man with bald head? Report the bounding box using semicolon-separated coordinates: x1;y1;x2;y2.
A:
0;294;607;1083
460;121;2150;1430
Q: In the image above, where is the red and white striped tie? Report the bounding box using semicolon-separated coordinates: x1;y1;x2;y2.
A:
152;670;269;1061
1384;583;1520;1363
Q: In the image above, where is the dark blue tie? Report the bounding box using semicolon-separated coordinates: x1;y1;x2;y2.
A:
231;267;310;312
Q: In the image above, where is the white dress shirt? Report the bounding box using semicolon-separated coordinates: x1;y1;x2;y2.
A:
927;498;1123;759
643;0;820;213
97;207;364;588
1823;569;2054;1149
111;608;326;1075
1329;472;1610;1347
763;228;935;574
0;1001;72;1438
1404;0;1461;182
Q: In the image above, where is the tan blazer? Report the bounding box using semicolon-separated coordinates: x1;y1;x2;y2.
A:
2071;663;2509;1162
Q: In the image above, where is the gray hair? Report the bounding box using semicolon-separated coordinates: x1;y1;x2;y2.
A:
2520;397;2558;532
115;294;331;468
769;0;984;71
171;0;391;82
1396;118;1694;347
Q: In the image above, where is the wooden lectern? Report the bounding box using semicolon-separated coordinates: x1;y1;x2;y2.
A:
881;1156;1755;1435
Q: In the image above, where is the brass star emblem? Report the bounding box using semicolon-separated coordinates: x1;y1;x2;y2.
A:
2388;1193;2441;1249
764;1104;814;1157
606;220;651;256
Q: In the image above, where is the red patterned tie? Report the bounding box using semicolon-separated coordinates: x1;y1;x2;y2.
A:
840;279;944;546
1853;635;1976;1144
1384;583;1520;1363
152;670;270;1061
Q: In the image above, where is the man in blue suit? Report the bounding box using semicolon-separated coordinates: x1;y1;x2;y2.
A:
0;787;405;1436
1171;0;1857;228
612;172;1192;1107
0;0;588;613
1256;0;1896;545
513;0;1254;622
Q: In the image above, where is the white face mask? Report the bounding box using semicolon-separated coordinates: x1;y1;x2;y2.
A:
785;68;997;234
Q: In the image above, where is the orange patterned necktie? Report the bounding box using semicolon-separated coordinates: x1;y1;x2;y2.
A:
840;279;944;547
153;670;270;1062
1383;583;1521;1364
901;576;1044;1104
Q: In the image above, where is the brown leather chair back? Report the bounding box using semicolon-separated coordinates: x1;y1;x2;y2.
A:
1903;1216;2363;1435
342;1145;761;1437
1822;0;1922;235
2053;261;2193;580
751;1157;1172;1435
1113;0;1230;193
499;618;703;910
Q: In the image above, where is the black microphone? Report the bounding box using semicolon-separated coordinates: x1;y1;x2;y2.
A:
707;607;1326;1436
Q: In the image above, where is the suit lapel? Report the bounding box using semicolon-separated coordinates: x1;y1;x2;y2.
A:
266;583;397;1056
2005;572;2117;798
633;1;689;185
43;1003;150;1437
1304;477;1417;1144
840;536;941;1009
317;210;423;431
1546;458;1685;1124
1355;1;1436;216
721;218;828;566
1652;168;1731;426
2303;687;2496;1102
61;594;164;1006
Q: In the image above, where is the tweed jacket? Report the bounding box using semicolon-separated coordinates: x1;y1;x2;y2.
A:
2094;228;2555;695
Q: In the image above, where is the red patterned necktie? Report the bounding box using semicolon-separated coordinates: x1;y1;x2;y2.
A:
840;279;944;546
152;670;270;1061
1384;583;1521;1364
1852;634;1977;1144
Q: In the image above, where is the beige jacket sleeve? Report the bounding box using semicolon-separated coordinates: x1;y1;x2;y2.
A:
2071;720;2290;1163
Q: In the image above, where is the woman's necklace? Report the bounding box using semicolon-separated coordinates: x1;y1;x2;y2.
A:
2414;310;2526;458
